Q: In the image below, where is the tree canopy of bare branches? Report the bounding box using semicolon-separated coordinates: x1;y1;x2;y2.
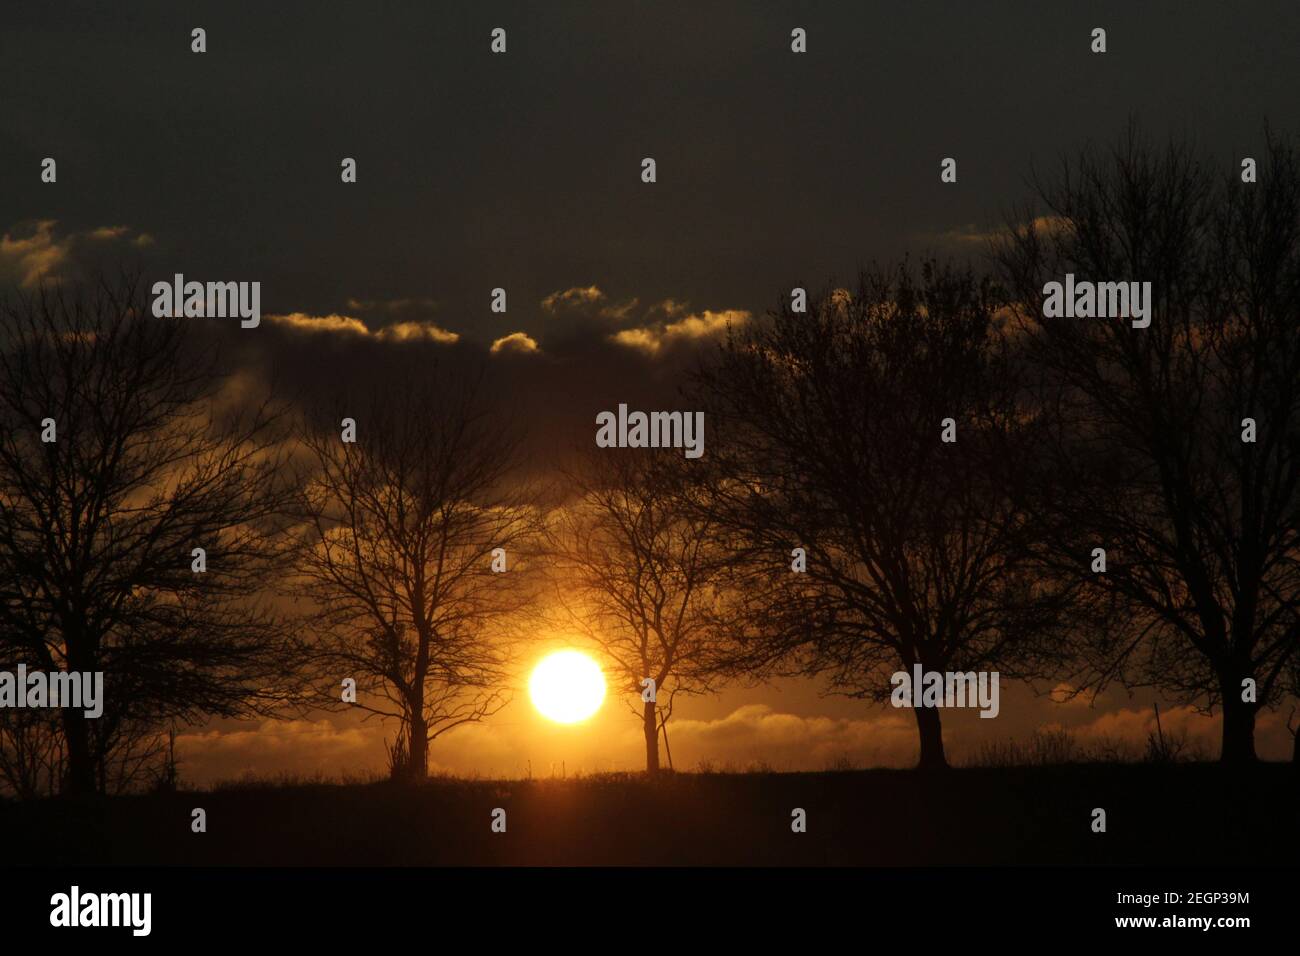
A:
289;365;541;780
547;448;731;773
693;261;1073;768
0;275;307;796
996;124;1300;763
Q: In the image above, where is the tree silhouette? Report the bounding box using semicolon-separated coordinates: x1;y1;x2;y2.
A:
0;276;307;796
694;262;1071;768
547;448;729;773
997;125;1300;763
289;365;539;781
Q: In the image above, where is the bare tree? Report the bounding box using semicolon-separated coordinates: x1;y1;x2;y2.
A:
0;708;64;799
694;261;1071;768
996;124;1300;763
547;448;729;774
0;275;308;796
289;365;539;781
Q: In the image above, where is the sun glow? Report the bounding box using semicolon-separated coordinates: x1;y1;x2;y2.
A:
529;650;606;724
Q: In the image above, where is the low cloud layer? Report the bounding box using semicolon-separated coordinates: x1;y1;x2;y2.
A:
267;311;459;343
0;220;153;289
172;681;1298;786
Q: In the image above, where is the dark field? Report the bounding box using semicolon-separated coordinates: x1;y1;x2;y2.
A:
5;764;1296;866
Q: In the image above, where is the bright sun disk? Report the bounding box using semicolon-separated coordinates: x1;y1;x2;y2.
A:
530;650;606;724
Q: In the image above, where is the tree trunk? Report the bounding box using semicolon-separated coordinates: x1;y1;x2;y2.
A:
912;703;948;770
60;637;98;797
408;713;429;781
409;641;429;781
60;708;96;797
643;699;660;775
1218;673;1258;764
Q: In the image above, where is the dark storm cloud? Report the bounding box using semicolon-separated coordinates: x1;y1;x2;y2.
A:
5;0;1298;352
4;0;1297;501
6;0;1297;491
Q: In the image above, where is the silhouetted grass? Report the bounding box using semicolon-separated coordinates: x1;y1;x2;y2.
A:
2;763;1295;866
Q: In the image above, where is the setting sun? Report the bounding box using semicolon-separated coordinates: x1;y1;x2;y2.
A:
529;650;606;724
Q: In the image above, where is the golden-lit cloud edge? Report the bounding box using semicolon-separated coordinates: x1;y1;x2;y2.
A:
0;219;154;289
266;312;459;343
610;308;750;355
490;331;541;355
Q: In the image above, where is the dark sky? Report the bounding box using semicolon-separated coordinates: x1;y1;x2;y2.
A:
5;0;1298;346
3;2;1298;775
